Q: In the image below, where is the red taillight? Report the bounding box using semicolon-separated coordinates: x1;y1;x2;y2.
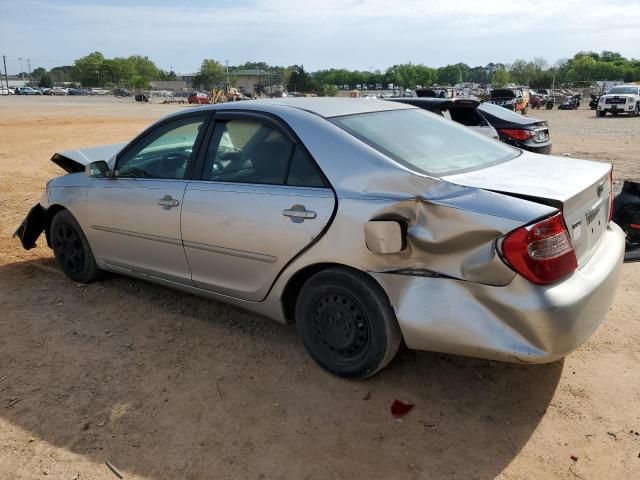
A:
501;213;578;285
608;167;614;222
498;128;536;141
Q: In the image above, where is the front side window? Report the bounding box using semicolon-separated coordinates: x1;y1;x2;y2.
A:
332;109;519;176
116;116;207;179
202;119;294;185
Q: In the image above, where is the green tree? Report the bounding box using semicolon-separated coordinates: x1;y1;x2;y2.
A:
436;65;462;85
72;51;105;86
130;75;148;91
491;66;510;87
567;55;597;81
320;84;338;96
127;55;159;82
192;58;225;89
38;73;53;88
286;65;313;92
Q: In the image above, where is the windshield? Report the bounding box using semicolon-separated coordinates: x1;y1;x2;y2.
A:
331;109;519;176
607;86;638;95
491;89;516;98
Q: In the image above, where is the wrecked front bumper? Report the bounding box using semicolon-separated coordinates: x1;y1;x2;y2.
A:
14;203;47;250
372;223;625;363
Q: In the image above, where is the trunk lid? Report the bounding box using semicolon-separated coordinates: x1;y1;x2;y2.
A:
443;152;612;266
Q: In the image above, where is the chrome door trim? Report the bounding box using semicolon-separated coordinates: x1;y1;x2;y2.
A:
182;240;277;263
91;225;182;246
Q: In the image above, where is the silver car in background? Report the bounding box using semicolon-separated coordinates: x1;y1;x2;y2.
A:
16;98;625;378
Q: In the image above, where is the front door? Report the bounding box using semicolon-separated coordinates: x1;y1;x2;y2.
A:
86;114;209;283
181;114;336;301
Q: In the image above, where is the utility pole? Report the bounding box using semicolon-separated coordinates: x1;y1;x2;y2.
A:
2;56;9;92
18;57;25;84
225;60;229;90
27;58;31;84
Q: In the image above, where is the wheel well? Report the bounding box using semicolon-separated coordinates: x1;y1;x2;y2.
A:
281;263;366;324
43;204;66;247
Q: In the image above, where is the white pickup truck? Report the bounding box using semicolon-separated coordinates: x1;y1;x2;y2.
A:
596;84;640;117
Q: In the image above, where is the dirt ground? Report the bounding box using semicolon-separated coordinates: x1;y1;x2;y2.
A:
0;96;638;480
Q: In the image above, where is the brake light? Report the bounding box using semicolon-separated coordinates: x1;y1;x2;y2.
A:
608;167;614;222
501;213;578;284
498;128;536;141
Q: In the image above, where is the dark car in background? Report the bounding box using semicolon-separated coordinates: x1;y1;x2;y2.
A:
388;98;498;139
478;102;552;154
114;87;132;97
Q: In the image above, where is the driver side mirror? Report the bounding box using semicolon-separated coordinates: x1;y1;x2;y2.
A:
86;160;113;178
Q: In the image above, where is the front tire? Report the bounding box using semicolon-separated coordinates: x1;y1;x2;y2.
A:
596;110;606;117
295;267;402;379
50;210;102;283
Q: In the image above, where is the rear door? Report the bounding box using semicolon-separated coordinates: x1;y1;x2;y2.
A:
181;112;336;301
86;113;210;282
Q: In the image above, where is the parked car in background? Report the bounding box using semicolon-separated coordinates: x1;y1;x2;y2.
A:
596;85;640;117
558;94;581;110
48;87;69;96
14;87;42;95
478;101;552;154
188;91;211;104
114;87;132;97
387;97;498;139
91;88;109;95
0;86;12;95
15;98;623;378
68;88;91;96
488;88;527;114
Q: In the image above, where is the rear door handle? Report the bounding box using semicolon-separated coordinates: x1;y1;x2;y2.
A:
282;204;316;223
157;195;180;210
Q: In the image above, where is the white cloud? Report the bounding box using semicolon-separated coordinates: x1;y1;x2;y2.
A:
1;0;639;72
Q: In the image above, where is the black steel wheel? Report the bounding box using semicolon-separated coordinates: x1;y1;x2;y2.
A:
50;210;102;283
52;223;84;274
311;291;371;366
295;267;401;378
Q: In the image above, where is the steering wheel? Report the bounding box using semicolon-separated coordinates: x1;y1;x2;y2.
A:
158;152;190;178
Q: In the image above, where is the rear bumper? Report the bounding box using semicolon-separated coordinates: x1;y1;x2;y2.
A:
521;142;552;154
372;223;625;363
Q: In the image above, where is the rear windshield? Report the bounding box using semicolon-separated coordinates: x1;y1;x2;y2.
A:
478;101;529;121
331;109;518;176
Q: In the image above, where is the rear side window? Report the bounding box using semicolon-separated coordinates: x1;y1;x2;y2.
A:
332;109;518;176
447;106;488;127
287;145;328;188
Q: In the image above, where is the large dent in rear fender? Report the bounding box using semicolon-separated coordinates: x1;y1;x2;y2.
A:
360;194;523;285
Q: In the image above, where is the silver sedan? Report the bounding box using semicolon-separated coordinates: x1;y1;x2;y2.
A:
16;98;625;378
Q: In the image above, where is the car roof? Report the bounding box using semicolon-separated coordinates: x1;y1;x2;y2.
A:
199;98;416;118
388;97;480;108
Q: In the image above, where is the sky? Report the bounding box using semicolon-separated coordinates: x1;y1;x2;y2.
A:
1;0;639;74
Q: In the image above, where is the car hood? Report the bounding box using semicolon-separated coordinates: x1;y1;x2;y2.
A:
51;142;126;173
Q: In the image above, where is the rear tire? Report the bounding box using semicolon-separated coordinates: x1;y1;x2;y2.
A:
50;210;102;283
295;267;402;379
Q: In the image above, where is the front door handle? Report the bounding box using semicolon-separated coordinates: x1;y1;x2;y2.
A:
157;195;180;210
282;204;316;223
